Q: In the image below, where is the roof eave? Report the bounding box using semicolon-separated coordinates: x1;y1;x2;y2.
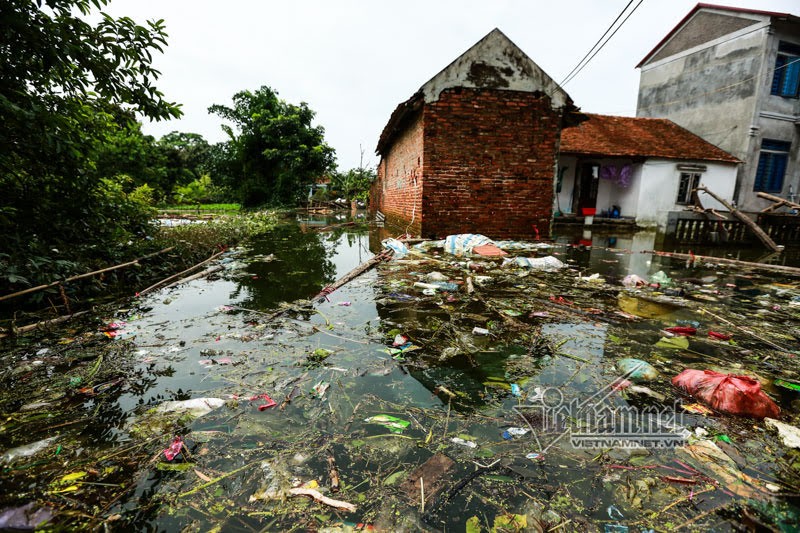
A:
375;92;423;156
560;150;740;164
636;3;796;69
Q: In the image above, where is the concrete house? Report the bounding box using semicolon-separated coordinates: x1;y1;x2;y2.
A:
370;28;584;239
636;3;800;212
557;114;740;229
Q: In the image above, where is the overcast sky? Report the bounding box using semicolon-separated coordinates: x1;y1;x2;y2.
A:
106;0;798;170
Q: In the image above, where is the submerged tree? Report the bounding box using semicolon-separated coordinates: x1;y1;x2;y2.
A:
209;86;336;207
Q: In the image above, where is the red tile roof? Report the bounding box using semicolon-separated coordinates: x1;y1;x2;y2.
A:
559;113;740;163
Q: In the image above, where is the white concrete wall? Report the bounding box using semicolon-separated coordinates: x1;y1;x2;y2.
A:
555;156;577;214
555;157;643;217
594;159;642;218
636;159;737;228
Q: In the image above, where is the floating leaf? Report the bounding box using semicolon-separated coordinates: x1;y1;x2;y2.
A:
59;471;87;484
156;462;194;472
655;336;689;350
466;516;483;533
492;513;527;532
383;470;406;486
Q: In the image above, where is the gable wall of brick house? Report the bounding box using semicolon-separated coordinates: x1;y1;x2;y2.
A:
421;87;560;239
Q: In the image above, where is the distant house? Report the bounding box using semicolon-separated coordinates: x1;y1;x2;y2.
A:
370;28;584;239
637;3;800;212
557;114;740;228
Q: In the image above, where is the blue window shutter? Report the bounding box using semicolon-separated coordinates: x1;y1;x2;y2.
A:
771;153;788;191
754;153;769;191
786;59;800;97
773;54;787;95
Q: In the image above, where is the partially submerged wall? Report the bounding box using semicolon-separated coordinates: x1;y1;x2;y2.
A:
370;113;424;234
422;88;560;239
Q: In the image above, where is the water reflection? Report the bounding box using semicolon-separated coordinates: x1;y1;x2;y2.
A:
228;221;338;309
5;214;800;530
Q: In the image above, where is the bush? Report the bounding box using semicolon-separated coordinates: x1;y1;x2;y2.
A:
172;175;230;205
130;183;156;206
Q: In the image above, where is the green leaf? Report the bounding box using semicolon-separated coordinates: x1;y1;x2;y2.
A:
466;516;482;533
492;513;527;532
655;336;689;350
383;470;406;486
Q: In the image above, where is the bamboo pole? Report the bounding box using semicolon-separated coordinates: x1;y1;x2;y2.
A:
158;265;224;291
312;250;393;302
695;187;780;252
648;250;800;276
0;247;174;303
0;310;91;339
137;250;225;296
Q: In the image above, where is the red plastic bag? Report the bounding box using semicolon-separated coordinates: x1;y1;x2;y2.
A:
672;369;780;419
665;326;696;336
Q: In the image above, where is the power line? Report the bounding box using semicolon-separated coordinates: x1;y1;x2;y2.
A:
560;0;645;87
559;0;636;86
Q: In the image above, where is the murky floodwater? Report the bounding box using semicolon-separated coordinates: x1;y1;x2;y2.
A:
2;216;800;531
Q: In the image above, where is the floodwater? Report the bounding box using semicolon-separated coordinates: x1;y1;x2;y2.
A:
2;215;800;531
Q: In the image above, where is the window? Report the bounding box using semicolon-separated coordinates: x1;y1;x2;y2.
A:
771;42;800;98
676;172;701;205
753;139;791;193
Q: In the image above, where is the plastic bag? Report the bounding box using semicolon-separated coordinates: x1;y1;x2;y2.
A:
672;370;780;418
503;256;565;271
381;238;409;258
443;234;494;256
649;270;673;286
617;358;658;381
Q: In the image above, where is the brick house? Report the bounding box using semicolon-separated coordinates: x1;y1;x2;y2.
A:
370;28;584;239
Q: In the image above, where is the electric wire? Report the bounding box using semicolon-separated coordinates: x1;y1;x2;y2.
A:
561;0;646;87
558;0;637;86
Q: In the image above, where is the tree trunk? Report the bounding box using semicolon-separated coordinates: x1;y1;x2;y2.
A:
695;187;780;252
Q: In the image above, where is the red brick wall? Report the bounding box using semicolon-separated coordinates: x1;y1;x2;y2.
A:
422;88;559;239
371;112;424;234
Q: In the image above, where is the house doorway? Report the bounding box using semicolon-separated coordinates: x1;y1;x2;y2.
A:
574;163;599;213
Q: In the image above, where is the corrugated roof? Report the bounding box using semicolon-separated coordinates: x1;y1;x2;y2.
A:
560;114;740;163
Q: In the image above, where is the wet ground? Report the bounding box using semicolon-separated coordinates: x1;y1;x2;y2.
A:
2;216;800;531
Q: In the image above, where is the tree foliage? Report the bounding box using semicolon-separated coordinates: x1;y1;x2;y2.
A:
93;115;169;198
209;86;335;207
159;131;212;193
0;0;181;179
0;0;181;288
330;162;376;202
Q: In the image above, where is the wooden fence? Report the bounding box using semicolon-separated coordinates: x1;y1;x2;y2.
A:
665;212;800;245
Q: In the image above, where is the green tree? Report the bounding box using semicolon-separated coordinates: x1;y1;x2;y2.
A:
0;0;181;286
330;148;376;203
209;86;335;207
93;114;169;199
158;131;211;195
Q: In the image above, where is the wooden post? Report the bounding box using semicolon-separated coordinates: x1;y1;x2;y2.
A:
695;187;781;252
